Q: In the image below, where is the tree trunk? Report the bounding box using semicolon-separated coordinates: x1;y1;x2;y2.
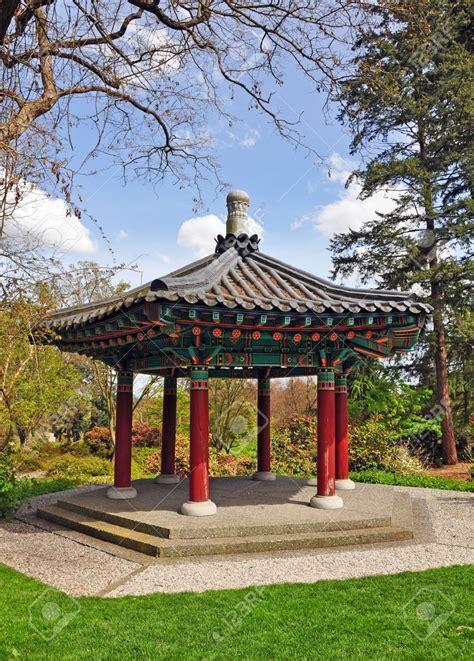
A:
432;299;458;463
419;124;458;465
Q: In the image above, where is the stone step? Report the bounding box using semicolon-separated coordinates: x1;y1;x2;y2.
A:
55;498;392;540
37;504;413;558
159;526;413;558
37;505;162;557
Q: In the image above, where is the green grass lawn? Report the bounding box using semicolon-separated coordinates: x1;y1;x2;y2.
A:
0;564;472;660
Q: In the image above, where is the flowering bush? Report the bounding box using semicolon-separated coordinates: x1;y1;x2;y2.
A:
84;423;161;458
145;434;189;476
145;434;255;478
209;451;254;477
272;432;314;476
84;426;113;458
283;415;317;450
145;413;425;480
131;422;161;448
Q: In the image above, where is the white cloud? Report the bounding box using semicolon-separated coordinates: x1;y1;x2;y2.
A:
326;152;354;184
177;213;264;258
292;152;400;238
159;253;171;264
111;22;181;87
4;179;96;256
240;129;260;148
314;183;399;238
290;217;307;231
117;229;128;240
177;214;225;258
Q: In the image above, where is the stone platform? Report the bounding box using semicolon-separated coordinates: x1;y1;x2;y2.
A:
37;477;414;558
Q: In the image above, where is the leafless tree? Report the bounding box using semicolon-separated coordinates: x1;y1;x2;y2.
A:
0;1;360;298
1;1;359;189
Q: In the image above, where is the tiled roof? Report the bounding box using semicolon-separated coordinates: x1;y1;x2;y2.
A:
44;246;431;330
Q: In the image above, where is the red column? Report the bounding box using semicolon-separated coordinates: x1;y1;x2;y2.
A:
107;370;137;499
156;375;180;483
253;376;275;480
335;375;355;490
310;368;343;509
181;366;216;516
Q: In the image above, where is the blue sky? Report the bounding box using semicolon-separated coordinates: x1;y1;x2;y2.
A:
28;63;397;290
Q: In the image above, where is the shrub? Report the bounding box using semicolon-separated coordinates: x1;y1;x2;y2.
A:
132;423;161;448
84;423;161;459
398;422;473;467
209;451;254;477
347;417;424;475
455;427;473;463
0;452;20;520
1;452;80;520
14;440;90;473
145;434;190;477
146;436;255;478
84;426;113;458
44;454;112;481
132;447;159;474
16;477;78;501
13;451;44;473
145;414;427;480
272;429;314;477
144;450;160;475
282;415;317;451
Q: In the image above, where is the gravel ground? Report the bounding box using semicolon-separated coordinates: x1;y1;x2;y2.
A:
107;542;472;596
0;519;140;596
1;484;472;596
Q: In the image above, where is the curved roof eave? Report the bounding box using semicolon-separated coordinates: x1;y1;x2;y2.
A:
41;247;432;329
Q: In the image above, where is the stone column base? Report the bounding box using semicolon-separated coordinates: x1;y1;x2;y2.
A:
335;478;356;490
309;494;343;510
106;486;137;500
306;477;318;486
252;471;276;481
181;499;217;517
155;473;181;485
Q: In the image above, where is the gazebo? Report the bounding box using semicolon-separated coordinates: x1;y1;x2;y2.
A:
41;191;430;516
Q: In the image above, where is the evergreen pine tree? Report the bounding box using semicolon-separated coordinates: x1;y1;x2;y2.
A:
331;0;473;464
